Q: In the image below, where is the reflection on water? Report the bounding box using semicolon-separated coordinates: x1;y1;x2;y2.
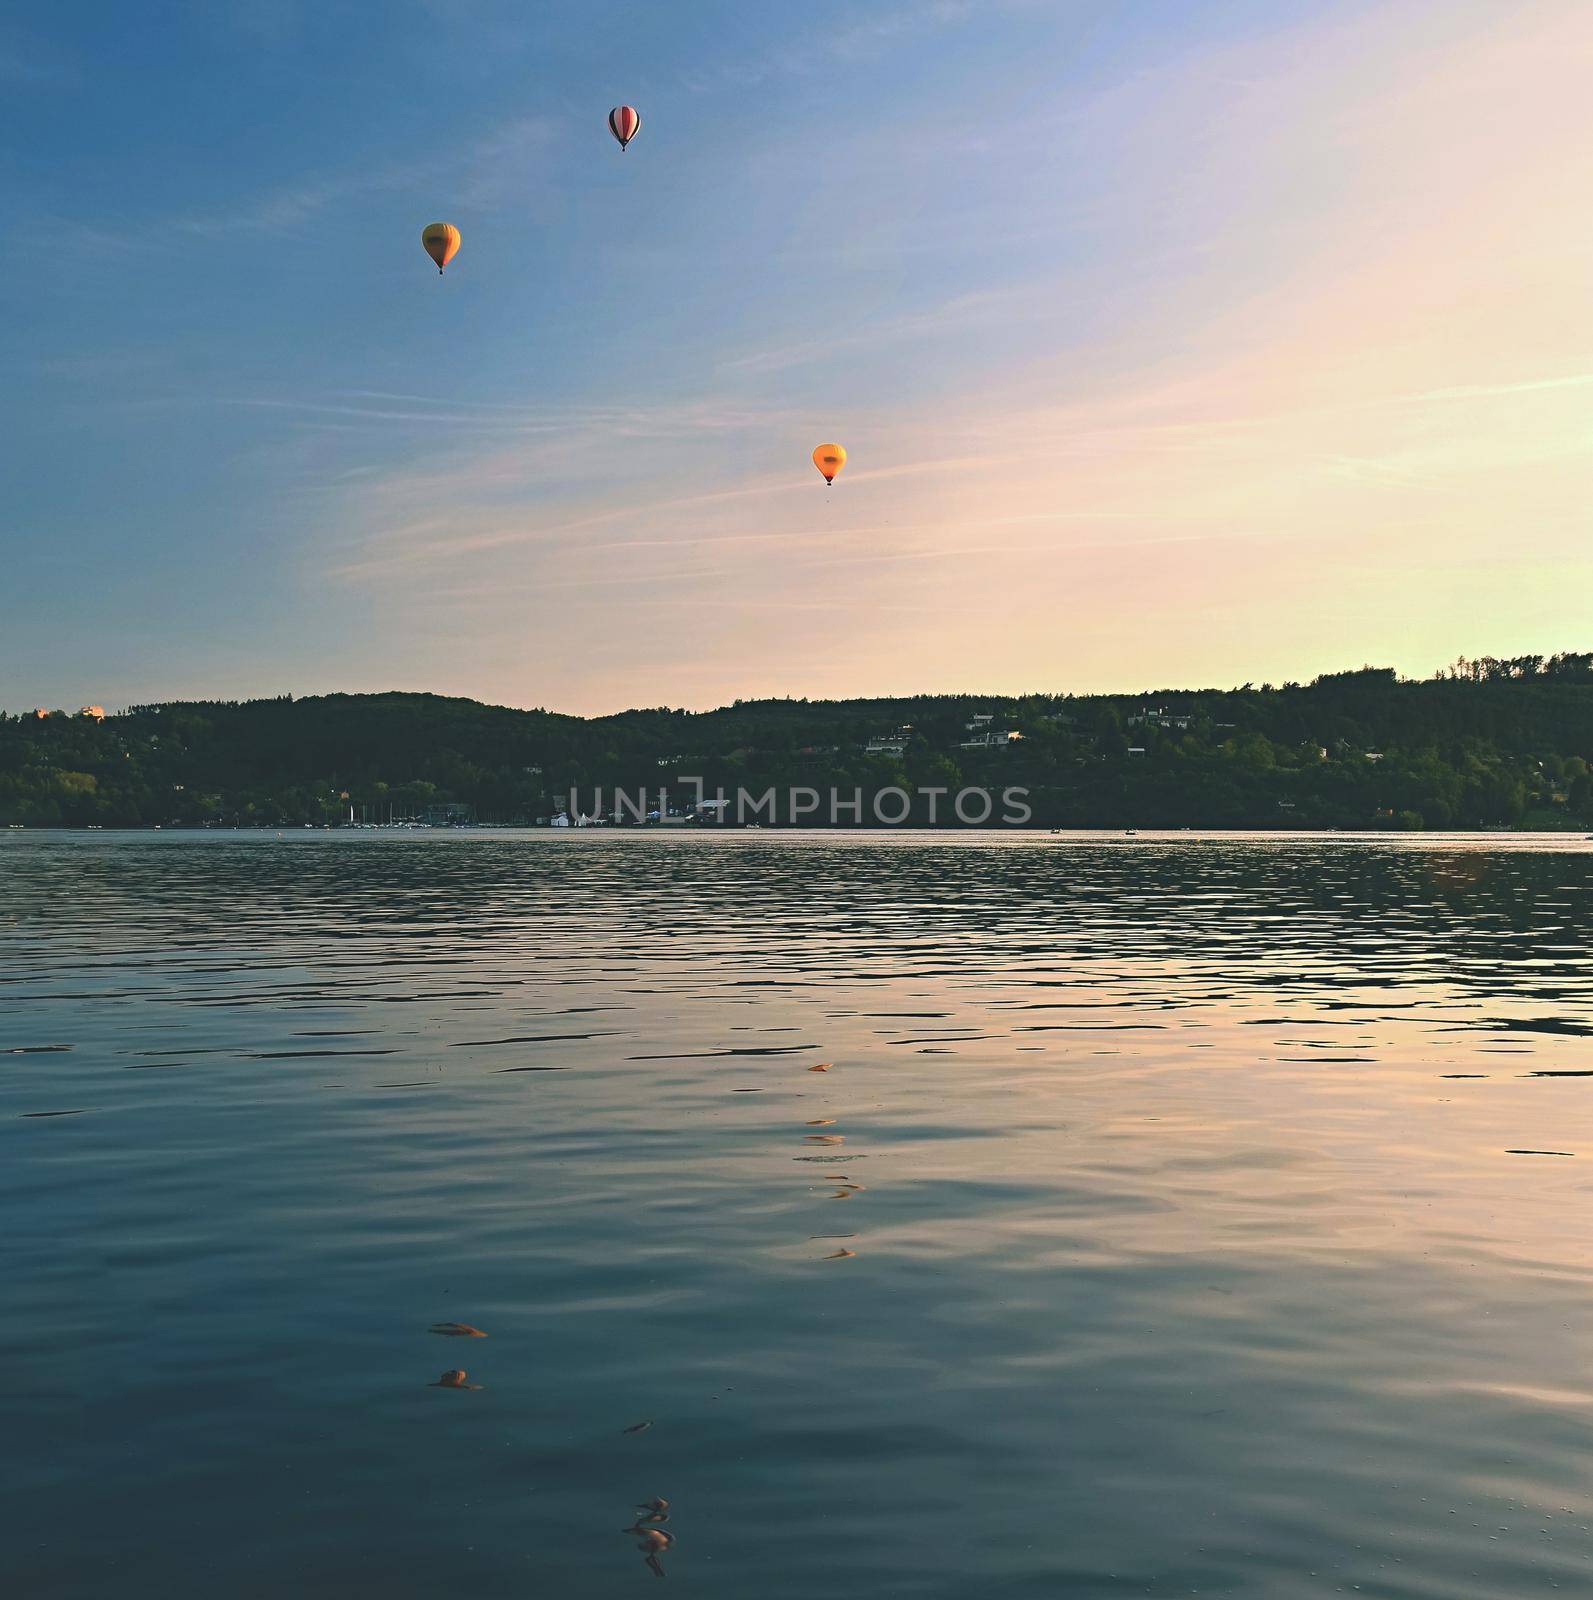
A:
430;1369;481;1391
2;829;1592;1598
623;1497;675;1580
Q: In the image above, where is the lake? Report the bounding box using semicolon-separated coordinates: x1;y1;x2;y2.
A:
3;830;1592;1598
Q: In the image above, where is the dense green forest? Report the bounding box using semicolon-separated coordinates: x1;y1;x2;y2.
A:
3;654;1591;830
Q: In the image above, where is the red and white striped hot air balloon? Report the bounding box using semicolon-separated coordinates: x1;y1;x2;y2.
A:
608;105;641;151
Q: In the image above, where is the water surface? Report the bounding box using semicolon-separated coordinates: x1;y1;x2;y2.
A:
4;831;1593;1597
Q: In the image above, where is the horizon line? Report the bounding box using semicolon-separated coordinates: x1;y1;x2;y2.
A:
11;648;1590;723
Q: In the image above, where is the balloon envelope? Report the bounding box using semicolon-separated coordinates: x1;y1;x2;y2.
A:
608;105;640;149
421;222;460;274
812;443;847;484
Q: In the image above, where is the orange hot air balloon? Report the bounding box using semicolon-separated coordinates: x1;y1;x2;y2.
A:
421;222;461;274
608;105;640;150
812;444;846;485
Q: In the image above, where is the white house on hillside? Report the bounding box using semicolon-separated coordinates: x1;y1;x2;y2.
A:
960;713;1022;750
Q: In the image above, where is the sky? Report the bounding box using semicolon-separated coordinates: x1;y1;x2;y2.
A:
3;0;1591;715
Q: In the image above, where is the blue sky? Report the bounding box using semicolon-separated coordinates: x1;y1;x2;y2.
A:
4;0;1590;712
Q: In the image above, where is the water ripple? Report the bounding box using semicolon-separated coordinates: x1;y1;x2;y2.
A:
1;829;1591;1597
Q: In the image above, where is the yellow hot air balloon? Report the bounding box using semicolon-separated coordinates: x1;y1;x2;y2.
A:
812;443;846;485
421;222;461;275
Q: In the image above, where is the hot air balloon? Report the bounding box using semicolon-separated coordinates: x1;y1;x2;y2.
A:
608;105;641;150
812;444;846;485
421;222;461;274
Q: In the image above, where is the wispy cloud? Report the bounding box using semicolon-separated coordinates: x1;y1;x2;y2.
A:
174;144;451;238
679;0;1007;92
222;392;805;443
62;112;566;245
823;0;981;62
1381;374;1593;406
717;286;1058;376
455;116;562;213
217;0;303;47
0;29;78;87
218;397;577;431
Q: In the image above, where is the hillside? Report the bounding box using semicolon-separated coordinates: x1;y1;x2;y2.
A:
3;654;1591;830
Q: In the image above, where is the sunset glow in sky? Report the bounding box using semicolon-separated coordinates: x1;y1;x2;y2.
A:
4;0;1591;712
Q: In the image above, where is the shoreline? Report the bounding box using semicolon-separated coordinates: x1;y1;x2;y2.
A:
6;824;1591;842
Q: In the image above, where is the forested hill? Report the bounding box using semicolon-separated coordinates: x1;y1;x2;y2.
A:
4;654;1592;830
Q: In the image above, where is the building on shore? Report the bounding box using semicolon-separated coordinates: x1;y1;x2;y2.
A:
1127;706;1191;731
864;726;913;757
421;802;475;826
960;713;1023;750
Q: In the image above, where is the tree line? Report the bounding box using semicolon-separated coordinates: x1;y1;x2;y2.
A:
2;654;1590;830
